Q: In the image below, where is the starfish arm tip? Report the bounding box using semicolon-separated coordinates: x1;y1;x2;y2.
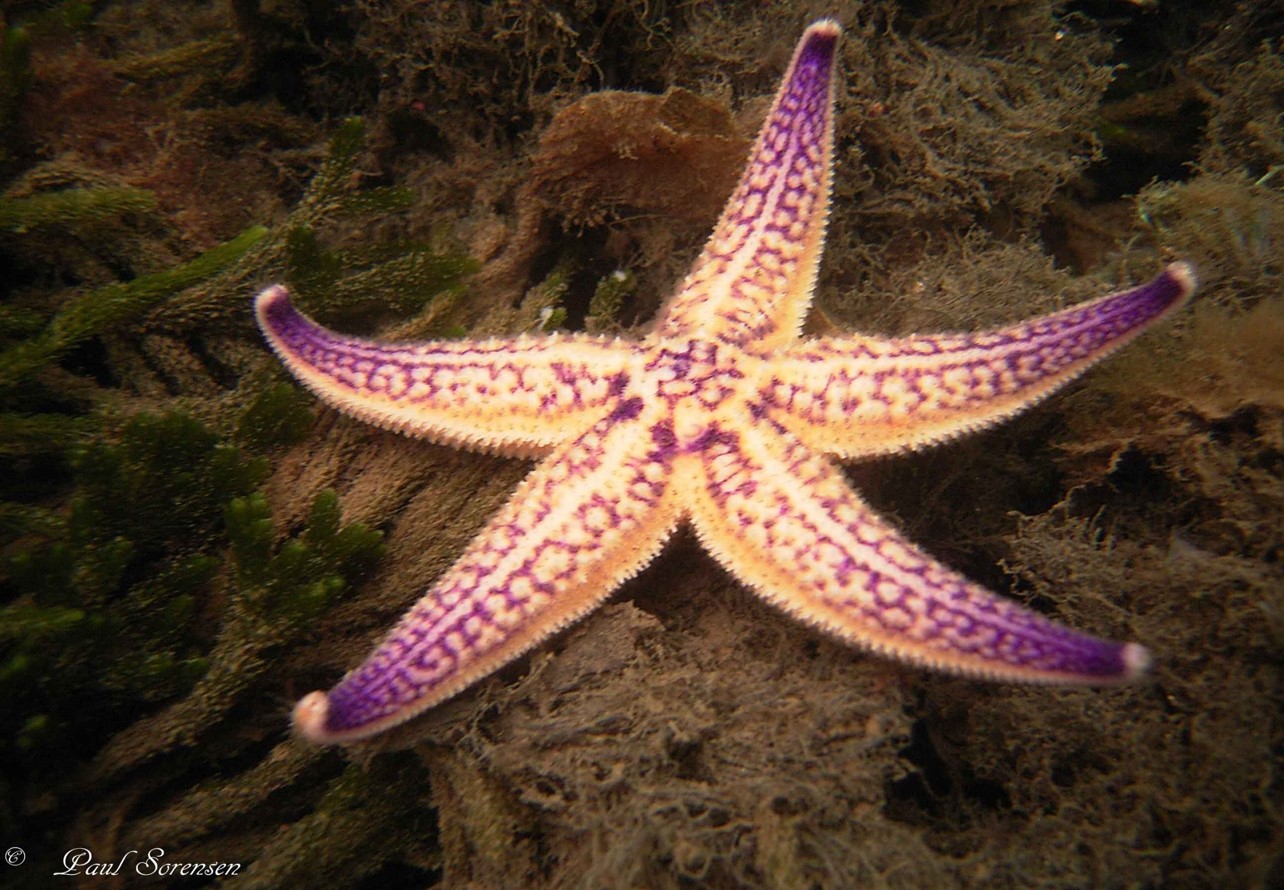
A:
254;283;307;351
805;18;842;38
1121;641;1153;680
291;690;336;745
254;282;291;317
1166;260;1198;300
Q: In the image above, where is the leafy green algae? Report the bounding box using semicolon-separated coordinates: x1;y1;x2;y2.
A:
0;19;31;170
0;37;474;876
2;412;261;767
88;485;383;779
0;185;157;234
0;225;267;388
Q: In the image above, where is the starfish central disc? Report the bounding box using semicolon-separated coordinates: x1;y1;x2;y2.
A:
256;19;1194;745
645;339;748;448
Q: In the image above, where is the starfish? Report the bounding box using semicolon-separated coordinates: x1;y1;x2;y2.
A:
256;19;1195;745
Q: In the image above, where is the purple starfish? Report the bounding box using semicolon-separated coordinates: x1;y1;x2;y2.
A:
256;19;1195;744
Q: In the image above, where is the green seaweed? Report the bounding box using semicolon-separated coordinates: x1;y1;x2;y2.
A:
18;1;94;36
111;34;242;83
0;13;478;883
235;757;438;888
284;223;479;321
88;485;382;779
276;121;481;321
148;118;478;334
0;19;31;169
236;380;316;451
0;407;382;823
0;412;267;773
586;267;635;332
0;186;158;234
526;263;571;332
0;412;95;455
226;488;384;628
0;225;267;388
0;110;467;804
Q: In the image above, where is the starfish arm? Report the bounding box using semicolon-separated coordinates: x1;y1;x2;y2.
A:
292;401;681;744
689;419;1150;684
256;285;638;456
656;19;839;351
764;262;1196;459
